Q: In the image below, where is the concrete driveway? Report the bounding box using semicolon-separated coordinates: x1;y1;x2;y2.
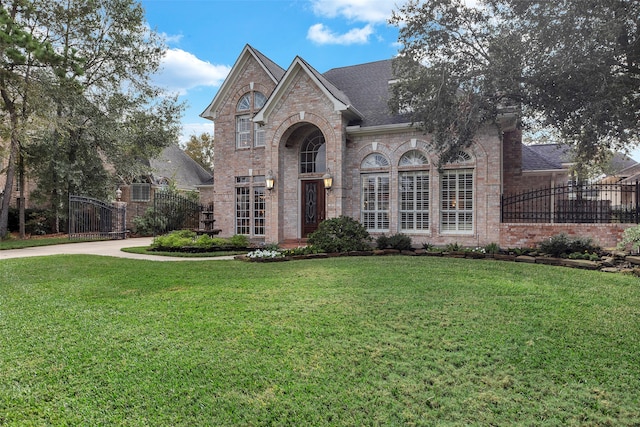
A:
0;237;237;261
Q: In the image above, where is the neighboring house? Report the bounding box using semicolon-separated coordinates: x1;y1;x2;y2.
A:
118;144;213;229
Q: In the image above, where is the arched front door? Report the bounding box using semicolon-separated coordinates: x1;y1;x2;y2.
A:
301;179;325;237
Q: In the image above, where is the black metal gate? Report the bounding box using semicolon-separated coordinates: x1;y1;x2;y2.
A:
68;195;127;240
153;191;202;236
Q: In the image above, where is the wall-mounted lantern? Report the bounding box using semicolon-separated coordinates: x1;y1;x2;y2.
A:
323;168;333;191
265;170;275;191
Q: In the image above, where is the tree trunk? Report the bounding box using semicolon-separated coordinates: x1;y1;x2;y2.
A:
0;138;18;239
18;150;25;238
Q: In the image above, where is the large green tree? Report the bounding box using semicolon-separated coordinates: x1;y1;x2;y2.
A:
0;0;183;237
0;1;63;238
389;0;640;167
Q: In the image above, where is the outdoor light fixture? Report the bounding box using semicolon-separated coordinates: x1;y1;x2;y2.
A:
265;170;275;191
323;168;333;191
115;187;122;201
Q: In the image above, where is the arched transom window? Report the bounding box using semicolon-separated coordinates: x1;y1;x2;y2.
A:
446;150;473;164
361;153;390;169
299;130;326;174
399;150;429;167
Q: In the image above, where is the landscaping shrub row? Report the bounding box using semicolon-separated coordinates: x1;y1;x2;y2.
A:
150;230;250;252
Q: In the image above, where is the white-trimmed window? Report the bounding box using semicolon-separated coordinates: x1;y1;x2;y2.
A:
236;115;251;149
399;150;430;231
254;123;265;147
235;175;265;236
253;185;266;236
440;169;474;233
361;153;390;232
236;91;267;149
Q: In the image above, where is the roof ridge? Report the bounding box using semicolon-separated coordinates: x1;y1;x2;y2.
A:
323;58;394;74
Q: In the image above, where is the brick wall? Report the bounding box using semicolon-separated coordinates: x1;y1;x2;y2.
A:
499;223;635;249
210;54;277;239
344;124;504;247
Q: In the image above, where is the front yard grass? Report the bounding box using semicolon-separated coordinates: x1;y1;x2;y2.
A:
0;236;100;250
1;255;639;425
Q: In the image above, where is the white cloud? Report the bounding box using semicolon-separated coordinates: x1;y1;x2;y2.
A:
310;0;396;23
154;48;231;95
307;23;374;45
179;122;215;144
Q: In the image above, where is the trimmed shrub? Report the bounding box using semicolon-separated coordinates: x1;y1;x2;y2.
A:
229;234;250;248
308;216;372;253
376;235;389;250
387;233;413;250
538;233;599;257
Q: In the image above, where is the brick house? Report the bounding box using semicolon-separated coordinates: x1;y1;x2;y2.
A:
200;44;637;248
117;144;213;231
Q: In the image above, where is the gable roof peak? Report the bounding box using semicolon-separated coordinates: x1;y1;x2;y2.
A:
253;55;363;124
200;44;285;120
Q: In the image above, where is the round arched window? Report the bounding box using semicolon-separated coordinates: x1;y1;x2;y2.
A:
300;130;326;173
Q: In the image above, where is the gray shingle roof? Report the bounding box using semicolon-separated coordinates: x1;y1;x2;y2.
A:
297;56;354;113
522;143;637;173
322;59;406;127
150;145;213;190
522;144;569;171
251;46;286;81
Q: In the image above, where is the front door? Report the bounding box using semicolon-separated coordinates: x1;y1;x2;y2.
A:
301;179;325;237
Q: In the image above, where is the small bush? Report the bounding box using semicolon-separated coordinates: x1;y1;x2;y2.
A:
308;216;372;253
538;233;599;258
132;208;157;236
387;233;413;250
445;242;462;252
484;242;501;254
618;225;640;253
376;235;389;250
194;234;215;248
229;234;250;248
151;230;196;250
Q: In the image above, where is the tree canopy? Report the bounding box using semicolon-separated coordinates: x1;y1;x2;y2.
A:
0;0;183;237
184;132;214;172
389;0;640;167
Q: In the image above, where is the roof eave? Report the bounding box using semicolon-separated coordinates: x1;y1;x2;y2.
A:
346;122;414;136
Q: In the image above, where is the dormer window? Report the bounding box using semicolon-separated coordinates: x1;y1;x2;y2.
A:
236;91;267;149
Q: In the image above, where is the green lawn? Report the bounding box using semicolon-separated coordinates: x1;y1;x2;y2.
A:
1;255;639;426
0;236;102;250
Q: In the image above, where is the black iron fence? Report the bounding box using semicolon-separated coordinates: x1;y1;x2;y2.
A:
153;191;202;235
69;195;127;239
501;182;640;224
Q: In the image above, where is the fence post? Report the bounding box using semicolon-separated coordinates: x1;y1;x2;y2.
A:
634;179;640;224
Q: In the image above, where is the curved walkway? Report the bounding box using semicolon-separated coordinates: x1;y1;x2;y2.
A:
0;237;237;261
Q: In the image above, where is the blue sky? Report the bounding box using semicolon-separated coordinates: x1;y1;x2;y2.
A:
140;0;402;144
